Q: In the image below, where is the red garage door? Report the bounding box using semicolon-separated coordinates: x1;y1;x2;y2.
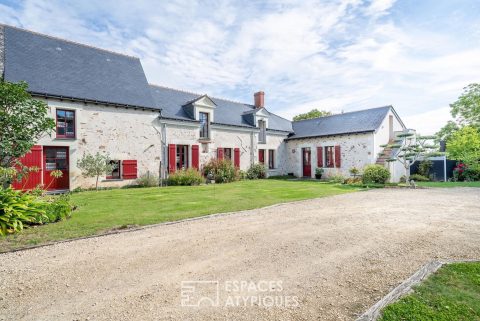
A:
12;145;43;190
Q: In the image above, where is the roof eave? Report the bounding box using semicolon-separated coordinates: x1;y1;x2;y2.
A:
286;130;375;141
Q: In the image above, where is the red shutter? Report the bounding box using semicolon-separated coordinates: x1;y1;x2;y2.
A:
122;160;138;179
217;147;224;160
192;145;199;170
334;145;341;168
168;144;176;173
259;149;265;164
12;145;43;191
234;148;240;168
317;147;323;167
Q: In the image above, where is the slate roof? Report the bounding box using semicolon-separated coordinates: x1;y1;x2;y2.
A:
149;85;293;132
288;106;393;140
3;25;155;108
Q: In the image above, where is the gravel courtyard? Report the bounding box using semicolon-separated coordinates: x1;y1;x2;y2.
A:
1;188;479;321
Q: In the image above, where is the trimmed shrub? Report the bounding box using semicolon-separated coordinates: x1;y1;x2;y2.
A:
203;159;238;183
246;163;266;179
409;174;429;182
136;172;159;187
328;173;346;183
167;168;203;186
40;194;73;223
362;164;390;184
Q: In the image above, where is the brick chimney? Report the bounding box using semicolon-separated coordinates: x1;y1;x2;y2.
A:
254;91;265;108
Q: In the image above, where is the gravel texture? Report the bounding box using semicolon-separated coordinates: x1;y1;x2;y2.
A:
1;188;479;321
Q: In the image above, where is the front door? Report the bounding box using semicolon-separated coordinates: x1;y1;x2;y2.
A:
44;147;69;190
302;147;311;177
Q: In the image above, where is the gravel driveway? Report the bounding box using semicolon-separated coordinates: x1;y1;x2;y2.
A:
1;188;479;321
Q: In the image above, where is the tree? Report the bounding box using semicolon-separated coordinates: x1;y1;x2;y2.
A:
384;131;442;181
293;109;332;121
450;83;480;127
436;120;459;143
0;81;56;168
77;152;114;190
446;126;480;169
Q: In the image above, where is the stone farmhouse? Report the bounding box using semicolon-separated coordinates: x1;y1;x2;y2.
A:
0;25;408;191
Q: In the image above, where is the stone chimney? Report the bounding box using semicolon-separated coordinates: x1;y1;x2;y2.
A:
254;91;265;108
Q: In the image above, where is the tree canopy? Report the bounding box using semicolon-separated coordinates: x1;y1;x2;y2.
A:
0;81;55;167
446;126;480;169
293;109;332;121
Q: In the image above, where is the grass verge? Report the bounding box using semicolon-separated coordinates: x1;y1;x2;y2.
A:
0;179;360;252
417;181;480;188
379;262;480;321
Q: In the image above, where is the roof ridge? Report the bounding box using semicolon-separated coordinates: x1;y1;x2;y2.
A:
1;24;140;60
292;105;391;123
149;83;255;108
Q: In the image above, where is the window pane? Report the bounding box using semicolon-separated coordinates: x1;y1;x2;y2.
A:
66;111;75;119
56;110;65;118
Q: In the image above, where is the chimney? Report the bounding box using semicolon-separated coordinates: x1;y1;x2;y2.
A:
254;91;265;108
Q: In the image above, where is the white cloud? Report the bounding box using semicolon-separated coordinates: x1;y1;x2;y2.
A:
1;0;479;136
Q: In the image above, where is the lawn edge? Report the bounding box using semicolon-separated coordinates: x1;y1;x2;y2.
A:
356;259;480;321
0;189;361;254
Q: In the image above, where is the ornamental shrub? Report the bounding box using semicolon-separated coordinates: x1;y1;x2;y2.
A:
409;174;429;182
136;172;159;187
167;168;204;186
246;163;266;179
203;159;238;183
362;164;390;184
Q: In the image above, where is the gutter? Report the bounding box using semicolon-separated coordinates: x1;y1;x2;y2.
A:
286;130;375;141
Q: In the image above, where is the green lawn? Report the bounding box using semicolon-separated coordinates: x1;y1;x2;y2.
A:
417;181;480;188
0;179;359;252
379;262;480;321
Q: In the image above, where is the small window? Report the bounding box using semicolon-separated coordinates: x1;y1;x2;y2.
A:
268;149;275;169
325;146;334;168
201;143;209;153
223;148;232;161
56;109;75;138
106;160;121;179
199;112;209;139
258;120;266;143
176;145;189;170
259;149;265;164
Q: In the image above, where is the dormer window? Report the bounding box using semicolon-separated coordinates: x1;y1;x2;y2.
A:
258;119;266;143
199;112;209;139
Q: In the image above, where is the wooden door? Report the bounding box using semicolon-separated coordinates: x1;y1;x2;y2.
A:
302;147;311;177
43;147;69;190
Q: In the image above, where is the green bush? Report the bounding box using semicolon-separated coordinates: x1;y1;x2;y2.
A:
0;187;47;235
203;159;238;183
167;168;204;186
42;194;73;223
328;173;345;183
246;163;266;179
136;172;159;187
418;160;432;177
409;174;430;182
464;166;480;181
362;164;390;184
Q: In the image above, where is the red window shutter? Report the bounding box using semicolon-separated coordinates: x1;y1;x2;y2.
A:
335;145;341;168
217;147;224;160
12;145;43;191
259;149;265;164
234;148;240;168
168;144;176;173
122;160;138;179
192;145;199;170
317;147;323;167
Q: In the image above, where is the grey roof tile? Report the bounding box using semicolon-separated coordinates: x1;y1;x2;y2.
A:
288;106;392;139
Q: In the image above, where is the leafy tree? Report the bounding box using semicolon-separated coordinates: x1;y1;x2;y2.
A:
384;131;442;181
0;81;56;168
436;120;459;143
77;152;114;190
450;83;480;127
446;126;480;169
293;109;332;121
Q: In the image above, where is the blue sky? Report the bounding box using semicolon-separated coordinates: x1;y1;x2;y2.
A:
1;0;479;133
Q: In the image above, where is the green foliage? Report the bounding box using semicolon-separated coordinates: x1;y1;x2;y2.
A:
349;167;359;177
328;173;345;183
0;187;47;235
246;163;266;179
410;174;430;182
418;160;433;177
167;168;203;186
77;152;114;190
0;81;56;168
436;120;460;143
362;164;390;184
315;167;324;175
0;167;17;188
293;109;332;121
379;262;480;321
450;83;480;127
203;159;238;183
42;194;73;223
447;126;480;168
136;172;159;187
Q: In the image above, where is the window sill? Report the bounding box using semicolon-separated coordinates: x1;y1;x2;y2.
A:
55;137;76;141
199;138;211;142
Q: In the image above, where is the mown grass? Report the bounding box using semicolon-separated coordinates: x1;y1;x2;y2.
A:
379;262;480;321
417;181;480;188
0;179;360;252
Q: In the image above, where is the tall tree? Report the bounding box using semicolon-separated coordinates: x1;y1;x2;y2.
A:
446;126;480;169
293;109;332;121
0;81;55;167
450;83;480;127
